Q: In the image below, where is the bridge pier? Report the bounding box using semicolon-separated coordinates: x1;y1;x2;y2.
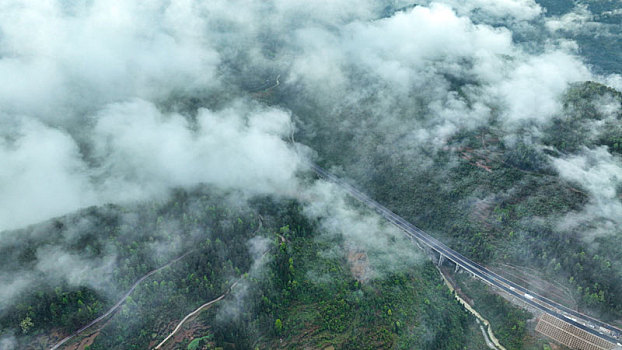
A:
311;163;622;347
425;247;435;261
454;263;460;273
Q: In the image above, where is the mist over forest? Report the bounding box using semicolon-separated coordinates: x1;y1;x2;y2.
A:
0;0;620;349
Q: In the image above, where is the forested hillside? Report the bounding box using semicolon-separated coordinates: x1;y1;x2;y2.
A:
1;0;621;349
0;189;486;349
292;81;622;322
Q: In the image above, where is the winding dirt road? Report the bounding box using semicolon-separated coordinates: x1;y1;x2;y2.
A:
49;250;194;350
154;216;265;349
153;280;240;349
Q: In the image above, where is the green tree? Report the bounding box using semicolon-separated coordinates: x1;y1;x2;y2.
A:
274;318;283;335
20;316;34;334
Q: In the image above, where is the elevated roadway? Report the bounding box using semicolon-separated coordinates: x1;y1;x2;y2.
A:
310;162;622;347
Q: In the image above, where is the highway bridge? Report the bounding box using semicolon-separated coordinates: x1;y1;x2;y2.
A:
309;162;622;348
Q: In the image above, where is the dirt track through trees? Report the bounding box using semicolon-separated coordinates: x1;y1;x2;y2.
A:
49;250;194;350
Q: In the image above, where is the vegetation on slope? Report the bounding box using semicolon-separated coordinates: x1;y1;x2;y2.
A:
296;81;622;322
0;189;488;349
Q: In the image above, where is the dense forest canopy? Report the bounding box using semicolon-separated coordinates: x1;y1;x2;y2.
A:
0;0;620;349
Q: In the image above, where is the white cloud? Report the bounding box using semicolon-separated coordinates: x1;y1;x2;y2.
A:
552;147;622;239
92;99;301;202
545;5;595;33
0;119;96;231
0;99;301;233
286;1;599;149
291;3;515;95
302;181;422;279
439;0;542;21
552;147;622;205
35;246;117;291
0;0;619;323
0;0;219;121
488;51;591;126
0;333;16;350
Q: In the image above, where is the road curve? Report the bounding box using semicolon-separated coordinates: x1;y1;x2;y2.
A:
309;162;622;346
49;251;195;350
154;216;263;349
154;280;240;350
